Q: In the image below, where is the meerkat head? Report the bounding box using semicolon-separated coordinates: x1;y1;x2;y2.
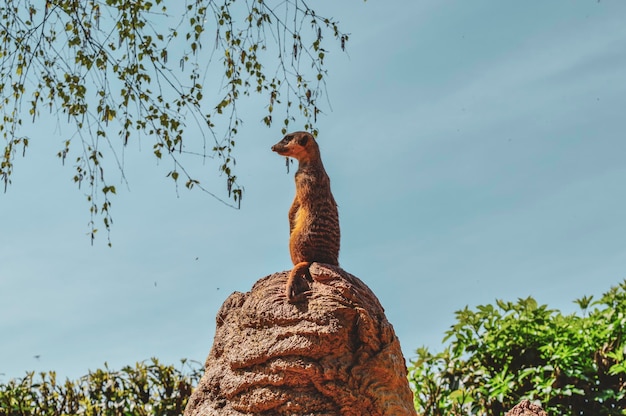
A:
271;131;319;162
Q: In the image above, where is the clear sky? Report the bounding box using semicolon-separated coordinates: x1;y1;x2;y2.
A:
2;0;626;381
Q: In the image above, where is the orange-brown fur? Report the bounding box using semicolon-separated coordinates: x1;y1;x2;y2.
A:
272;131;340;302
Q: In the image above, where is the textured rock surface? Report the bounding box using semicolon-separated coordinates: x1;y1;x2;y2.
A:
505;400;548;416
184;263;416;416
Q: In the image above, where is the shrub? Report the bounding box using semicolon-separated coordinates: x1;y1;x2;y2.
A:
409;280;626;415
0;358;202;416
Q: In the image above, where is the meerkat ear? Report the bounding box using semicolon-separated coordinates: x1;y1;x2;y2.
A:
297;135;309;146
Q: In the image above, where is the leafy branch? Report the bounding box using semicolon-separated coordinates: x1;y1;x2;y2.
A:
0;0;350;244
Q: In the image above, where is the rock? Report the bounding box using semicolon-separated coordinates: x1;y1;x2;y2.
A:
505;399;548;416
184;263;417;416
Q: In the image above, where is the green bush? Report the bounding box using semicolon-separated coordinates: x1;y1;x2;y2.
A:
409;280;626;415
0;358;202;416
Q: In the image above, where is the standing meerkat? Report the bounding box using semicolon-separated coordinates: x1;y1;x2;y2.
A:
271;131;340;303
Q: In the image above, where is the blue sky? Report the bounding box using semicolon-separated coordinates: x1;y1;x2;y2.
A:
2;0;626;381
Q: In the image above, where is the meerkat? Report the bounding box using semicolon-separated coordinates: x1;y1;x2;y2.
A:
271;131;340;303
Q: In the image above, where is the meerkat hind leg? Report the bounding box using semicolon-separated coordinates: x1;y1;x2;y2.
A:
286;261;312;303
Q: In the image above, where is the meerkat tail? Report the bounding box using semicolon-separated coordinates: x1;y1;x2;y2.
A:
286;261;311;303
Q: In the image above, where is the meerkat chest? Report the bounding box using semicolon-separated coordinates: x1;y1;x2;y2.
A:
291;203;308;235
291;180;315;237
